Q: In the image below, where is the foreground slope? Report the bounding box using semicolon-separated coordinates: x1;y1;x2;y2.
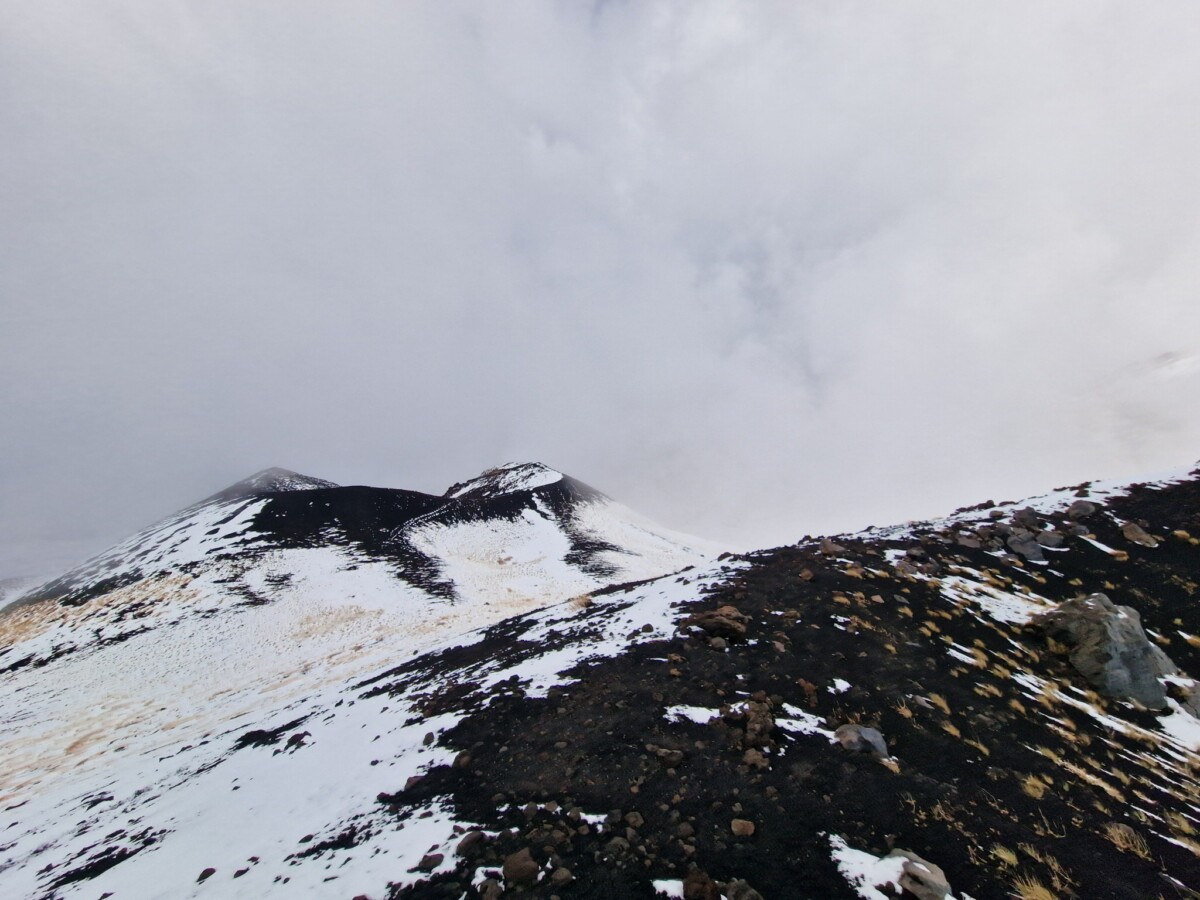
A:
2;464;1200;898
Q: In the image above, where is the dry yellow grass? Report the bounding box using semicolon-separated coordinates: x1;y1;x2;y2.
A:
1102;823;1151;859
991;844;1018;867
1022;775;1048;800
1012;874;1056;900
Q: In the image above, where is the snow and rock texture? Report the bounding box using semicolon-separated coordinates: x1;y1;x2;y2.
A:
3;462;1200;898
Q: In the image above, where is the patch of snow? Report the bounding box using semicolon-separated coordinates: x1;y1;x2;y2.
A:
778;704;837;741
828;835;909;900
939;570;1052;625
447;462;564;498
1159;700;1200;752
665;705;718;725
829;836;960;900
829;678;852;694
653;878;686;898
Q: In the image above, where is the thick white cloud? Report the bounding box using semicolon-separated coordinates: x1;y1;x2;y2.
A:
3;1;1200;575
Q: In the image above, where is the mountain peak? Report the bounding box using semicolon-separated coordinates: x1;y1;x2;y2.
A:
201;467;339;504
444;461;565;499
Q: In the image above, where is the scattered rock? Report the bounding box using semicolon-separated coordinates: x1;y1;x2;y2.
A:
742;748;769;769
1066;499;1098;519
196;867;216;884
819;539;846;555
455;830;487;857
415;852;443;872
955;533;982;549
502;847;539;886
725;878;765;900
730;818;756;837
685;606;749;640
1012;507;1041;529
834;723;888;757
738;700;775;748
1006;533;1045;562
682;869;722;900
549;866;573;887
1120;521;1159;548
1033;593;1178;709
1035;530;1064;548
888;849;950;900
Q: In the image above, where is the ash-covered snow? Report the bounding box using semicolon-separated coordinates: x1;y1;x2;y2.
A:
446;461;565;498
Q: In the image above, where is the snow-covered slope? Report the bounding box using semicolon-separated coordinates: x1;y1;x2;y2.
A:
3;462;1199;899
0;462;716;897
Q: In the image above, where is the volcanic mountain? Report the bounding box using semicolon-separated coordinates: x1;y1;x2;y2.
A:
2;462;1200;899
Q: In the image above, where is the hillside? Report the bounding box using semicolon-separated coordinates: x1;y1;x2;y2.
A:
1;463;1199;898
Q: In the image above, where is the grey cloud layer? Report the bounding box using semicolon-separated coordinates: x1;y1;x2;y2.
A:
3;1;1200;576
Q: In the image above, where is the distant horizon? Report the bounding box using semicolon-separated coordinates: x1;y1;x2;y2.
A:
9;451;1198;588
5;3;1200;580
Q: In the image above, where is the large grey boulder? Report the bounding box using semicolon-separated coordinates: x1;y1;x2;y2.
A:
834;723;888;757
1033;593;1177;709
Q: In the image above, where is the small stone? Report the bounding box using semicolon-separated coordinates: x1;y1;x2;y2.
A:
726;879;765;900
1066;499;1098;519
819;539;846;555
624;811;645;828
1006;533;1045;562
742;748;769;769
415;853;443;872
1012;507;1041;529
1035;530;1064;548
1121;521;1159;548
196;868;216;883
404;775;424;791
731;818;756;837
656;747;685;766
683;869;722;900
502;847;539;885
455;830;487;857
550;867;574;887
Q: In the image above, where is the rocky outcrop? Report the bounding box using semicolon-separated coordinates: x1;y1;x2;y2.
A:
1032;593;1178;709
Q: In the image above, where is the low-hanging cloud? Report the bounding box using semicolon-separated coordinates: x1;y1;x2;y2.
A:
3;1;1200;576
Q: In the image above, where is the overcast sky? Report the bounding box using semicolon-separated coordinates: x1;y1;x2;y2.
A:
4;1;1200;577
